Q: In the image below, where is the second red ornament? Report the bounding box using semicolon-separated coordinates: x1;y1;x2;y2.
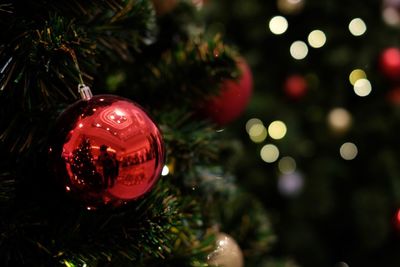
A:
202;57;253;125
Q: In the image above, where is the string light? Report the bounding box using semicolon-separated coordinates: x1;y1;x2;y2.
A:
349;69;367;85
268;120;287;140
260;144;280;163
290;41;308;60
349;18;367;36
269;16;289;35
307;30;327;48
340;142;358;160
354;78;372;97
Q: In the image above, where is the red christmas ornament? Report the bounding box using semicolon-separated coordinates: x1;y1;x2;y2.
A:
379;47;400;80
49;92;165;208
203;58;253;125
284;74;308;100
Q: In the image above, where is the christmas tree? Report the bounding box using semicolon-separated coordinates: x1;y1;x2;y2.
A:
206;0;400;266
0;1;285;267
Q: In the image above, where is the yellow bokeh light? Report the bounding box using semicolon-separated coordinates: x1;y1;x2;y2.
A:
249;124;268;143
268;120;287;140
349;69;366;85
349;18;367;36
354;78;372;97
327;108;352;133
290;41;308;60
278;156;296;174
340;142;358;160
246;118;263;133
260;144;280;163
307;30;327;48
269;16;289;35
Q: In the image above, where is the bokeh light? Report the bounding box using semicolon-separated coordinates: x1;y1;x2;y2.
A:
269;16;289;35
382;7;400;26
268;120;287;140
349;69;367;85
249;124;268;143
340;142;358;160
260;144;280;163
327;108;352;133
278;172;303;196
307;30;327;48
278;156;297;174
161;165;170;176
290;41;308;60
354;78;372;97
246;118;263;133
349;18;367;36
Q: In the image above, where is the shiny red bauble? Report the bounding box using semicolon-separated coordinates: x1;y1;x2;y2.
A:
48;95;165;208
379;47;400;80
203;58;253;125
284;74;308;100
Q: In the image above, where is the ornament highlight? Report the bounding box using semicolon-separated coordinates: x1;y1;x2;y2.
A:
203;57;253;125
49;94;165;208
207;233;244;267
277;0;304;15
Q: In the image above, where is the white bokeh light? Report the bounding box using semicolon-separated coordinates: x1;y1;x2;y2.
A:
307;30;327;48
290;41;308;60
269;16;289;35
349;18;367;36
354;78;372;97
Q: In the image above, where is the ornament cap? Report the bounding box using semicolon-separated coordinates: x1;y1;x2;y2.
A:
78;84;93;100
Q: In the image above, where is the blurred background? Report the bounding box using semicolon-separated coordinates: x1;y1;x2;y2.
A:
204;0;400;266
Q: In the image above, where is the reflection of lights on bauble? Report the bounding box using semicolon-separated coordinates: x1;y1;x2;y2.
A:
307;30;327;48
278;172;303;196
277;0;304;15
48;95;165;208
260;144;280;163
269;16;289;35
349;69;367;85
290;41;308;60
327;108;352;133
348;18;367;36
278;156;296;174
268;120;287;140
340;142;358;160
353;78;372;97
379;47;400;80
207;233;244;267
